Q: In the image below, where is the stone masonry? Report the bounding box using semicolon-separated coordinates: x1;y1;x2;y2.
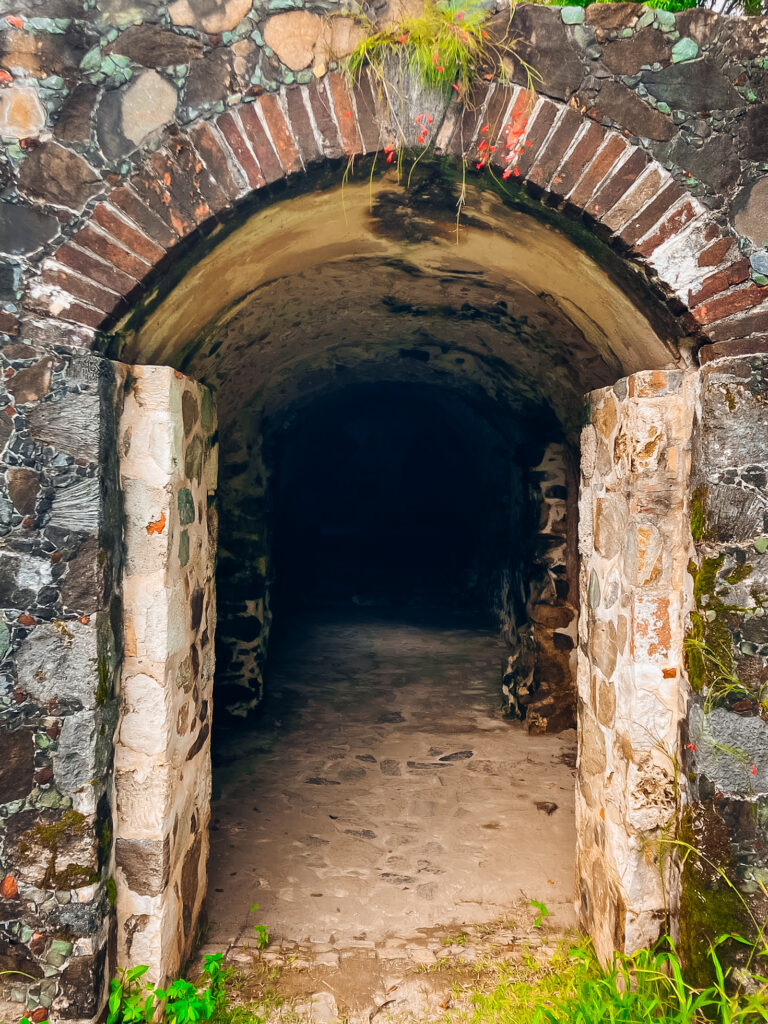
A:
115;366;217;982
0;0;767;1018
578;369;695;962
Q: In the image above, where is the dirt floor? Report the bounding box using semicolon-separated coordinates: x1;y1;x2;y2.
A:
200;611;578;1022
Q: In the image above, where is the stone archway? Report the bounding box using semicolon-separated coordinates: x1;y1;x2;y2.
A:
2;7;768;1018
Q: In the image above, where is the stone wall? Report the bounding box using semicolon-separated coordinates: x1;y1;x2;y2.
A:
115;365;217;981
0;4;766;346
682;353;768;980
0;345;122;1023
577;369;695;962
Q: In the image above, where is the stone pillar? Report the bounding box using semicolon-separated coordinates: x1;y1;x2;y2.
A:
577;369;695;962
0;348;122;1024
526;443;579;734
682;353;768;983
114;366;217;982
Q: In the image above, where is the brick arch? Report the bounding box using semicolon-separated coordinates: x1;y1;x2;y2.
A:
30;73;759;352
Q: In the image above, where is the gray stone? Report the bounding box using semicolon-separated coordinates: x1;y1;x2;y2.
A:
689;706;768;797
585;79;675;140
734;177;768;246
642;58;741;112
749;251;768;277
29;390;101;461
504;4;584;101
48;477;100;533
0;202;59;256
667;131;740;192
15;620;99;709
0;551;52;607
53;710;100;794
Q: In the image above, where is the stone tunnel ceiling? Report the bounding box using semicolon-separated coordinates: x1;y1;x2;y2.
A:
112;175;685;438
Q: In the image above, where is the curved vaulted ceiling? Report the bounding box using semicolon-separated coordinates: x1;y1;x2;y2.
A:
112;169;687;439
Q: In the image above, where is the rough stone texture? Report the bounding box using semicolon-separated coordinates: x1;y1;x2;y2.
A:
577;369;696;962
0;2;767;1015
115;364;217;983
505;444;578;734
0;4;765;343
0;347;122;1022
683;354;768;971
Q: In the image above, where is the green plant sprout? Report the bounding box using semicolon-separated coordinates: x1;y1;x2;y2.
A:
250;904;270;949
530;899;550;929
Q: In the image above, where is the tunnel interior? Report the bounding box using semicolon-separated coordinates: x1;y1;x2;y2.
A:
110;163;691;950
270;381;542;618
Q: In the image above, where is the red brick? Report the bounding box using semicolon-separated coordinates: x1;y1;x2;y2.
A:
55;242;138;296
216;111;265;190
688;260;751;307
41;265;122;315
697;237;735;269
257;93;302;174
285;85;322;164
515;98;559;179
549;122;605;199
238;104;284;184
307;78;343;159
464;84;514;166
449;83;492;156
490;87;536;171
699;337;768;363
618;180;682;246
568;134;627;210
108;186;178;249
149;149;211;232
634;199;696;258
693;283;768;326
602;167;664;233
167;131;229;218
527;107;583;189
188;121;247;202
91;203;167;265
350;70;385;154
73;224;150;281
484;84;516;142
703;306;768;343
55;299;105;329
128;167;184;240
586;148;649;220
326;72;363;157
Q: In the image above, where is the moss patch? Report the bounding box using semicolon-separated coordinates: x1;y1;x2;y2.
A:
678;804;750;988
690;485;708;543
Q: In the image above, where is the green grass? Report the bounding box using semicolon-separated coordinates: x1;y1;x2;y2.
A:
345;0;517;100
465;938;768;1024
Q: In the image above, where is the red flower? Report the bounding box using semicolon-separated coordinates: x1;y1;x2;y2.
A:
752;765;758;776
398;33;408;43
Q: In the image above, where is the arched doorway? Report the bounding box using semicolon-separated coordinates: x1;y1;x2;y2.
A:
105;136;696;979
5;50;767;1019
